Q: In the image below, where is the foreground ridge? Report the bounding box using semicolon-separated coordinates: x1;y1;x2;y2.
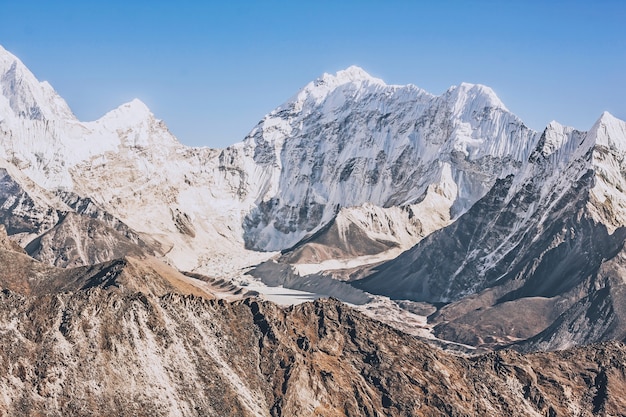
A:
1;287;626;416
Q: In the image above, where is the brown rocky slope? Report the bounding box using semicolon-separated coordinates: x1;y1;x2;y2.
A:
1;286;626;416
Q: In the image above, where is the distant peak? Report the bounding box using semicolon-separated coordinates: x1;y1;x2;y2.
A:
0;45;76;121
460;83;505;106
591;111;626;132
588;110;626;150
598;111;620;124
283;66;388;109
546;120;564;130
122;98;150;113
98;98;153;124
318;66;386;86
334;66;383;83
108;98;152;119
447;82;507;113
342;65;369;74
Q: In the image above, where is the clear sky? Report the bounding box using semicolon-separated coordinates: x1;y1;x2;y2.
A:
1;0;624;148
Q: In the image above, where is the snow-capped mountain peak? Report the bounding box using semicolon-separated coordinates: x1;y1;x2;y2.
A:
0;44;19;70
447;82;508;115
289;66;388;109
96;98;153;125
589;111;626;151
0;45;183;190
0;45;75;122
328;65;385;85
539;120;571;155
120;98;151;114
236;66;542;251
584;111;626;232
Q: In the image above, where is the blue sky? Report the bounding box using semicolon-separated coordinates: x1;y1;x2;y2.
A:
1;0;624;148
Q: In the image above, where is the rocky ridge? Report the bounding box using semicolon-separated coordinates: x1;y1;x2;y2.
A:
1;231;626;416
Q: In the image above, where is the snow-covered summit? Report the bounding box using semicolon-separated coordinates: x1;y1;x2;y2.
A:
325;65;386;85
536;120;575;157
531;112;626;166
0;45;163;135
236;66;541;250
0;45;186;190
287;66;393;110
588;111;626;150
447;82;508;114
95;98;153;126
0;45;75;122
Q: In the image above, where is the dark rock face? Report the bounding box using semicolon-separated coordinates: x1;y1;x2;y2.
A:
353;175;521;302
57;191;154;247
0;169;157;268
0;225;211;299
517;257;626;352
25;212;152;268
279;213;402;264
170;208;196;237
354;167;607;304
0;168;60;238
249;261;371;305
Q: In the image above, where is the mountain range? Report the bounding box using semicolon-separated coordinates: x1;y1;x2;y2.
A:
2;44;626;414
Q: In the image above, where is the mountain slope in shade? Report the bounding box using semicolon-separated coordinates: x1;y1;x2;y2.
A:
0;155;160;268
0;162;64;244
353;112;626;350
0;222;251;302
24;212;152;268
